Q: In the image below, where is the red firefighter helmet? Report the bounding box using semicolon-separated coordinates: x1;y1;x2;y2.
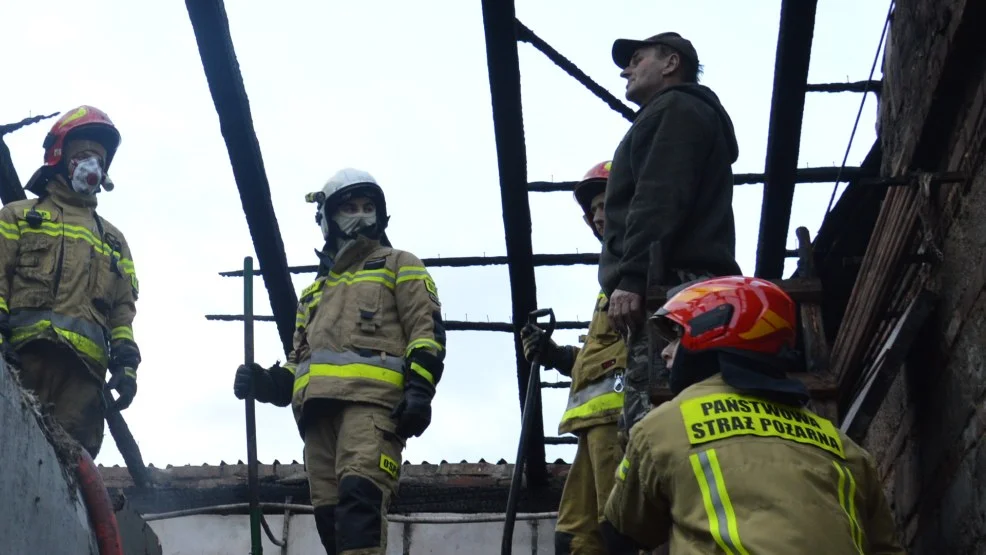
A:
573;160;611;214
42;106;122;170
650;276;797;355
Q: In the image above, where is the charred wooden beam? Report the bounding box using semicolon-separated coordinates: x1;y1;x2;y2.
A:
205;314;590;332
544;436;578;445
840;288;937;440
0;112;59;205
471;0;548;487
185;0;297;356
755;0;819;279
218;253;600;277
514;20;636;122
805;80;882;94
540;381;571;389
528;166;867;192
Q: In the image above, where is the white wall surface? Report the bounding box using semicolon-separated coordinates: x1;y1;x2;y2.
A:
149;514;558;554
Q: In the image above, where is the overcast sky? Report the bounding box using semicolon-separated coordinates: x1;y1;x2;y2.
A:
1;0;885;469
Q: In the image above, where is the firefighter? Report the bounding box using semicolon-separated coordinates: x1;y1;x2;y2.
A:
0;105;141;458
600;276;905;554
233;168;446;555
601;31;742;440
521;161;627;555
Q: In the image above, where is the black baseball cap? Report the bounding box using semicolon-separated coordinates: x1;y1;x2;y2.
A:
612;32;699;69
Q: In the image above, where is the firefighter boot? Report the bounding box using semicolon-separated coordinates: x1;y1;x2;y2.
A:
314;505;338;555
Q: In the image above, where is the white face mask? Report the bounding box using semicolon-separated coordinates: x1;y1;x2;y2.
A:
334;212;376;236
70;157;103;195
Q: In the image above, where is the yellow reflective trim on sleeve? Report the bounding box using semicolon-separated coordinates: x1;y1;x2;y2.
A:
561;391;624;422
617;457;630;481
834;462;865;554
690;449;749;555
379;453;399;480
0;220;19;240
283;362;297;375
0;297;8;313
124;368;137;379
405;338;444;356
111;326;134;341
292;362;404;394
410;362;434;386
680;392;845;459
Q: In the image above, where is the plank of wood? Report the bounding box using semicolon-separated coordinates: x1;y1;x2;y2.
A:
829;185;920;385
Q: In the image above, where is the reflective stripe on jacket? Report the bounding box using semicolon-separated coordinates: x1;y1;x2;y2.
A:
0;179;140;375
603;374;906;554
288;236;445;427
558;292;626;434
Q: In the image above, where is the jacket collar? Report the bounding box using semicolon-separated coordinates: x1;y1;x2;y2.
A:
322;235;382;273
46;176;98;209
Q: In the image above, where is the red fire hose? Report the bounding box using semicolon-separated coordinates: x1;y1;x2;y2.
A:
76;448;124;555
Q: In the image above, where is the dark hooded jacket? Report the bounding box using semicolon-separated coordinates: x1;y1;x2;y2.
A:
599;84;742;297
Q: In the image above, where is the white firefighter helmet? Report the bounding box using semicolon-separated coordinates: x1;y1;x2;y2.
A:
305;168;390;243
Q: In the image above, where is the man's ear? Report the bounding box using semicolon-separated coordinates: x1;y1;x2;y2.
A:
662;52;681;76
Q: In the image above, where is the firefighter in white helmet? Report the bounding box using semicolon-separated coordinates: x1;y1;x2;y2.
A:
521;161;628;554
232;168;447;555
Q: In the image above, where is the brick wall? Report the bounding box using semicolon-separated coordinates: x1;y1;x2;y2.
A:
862;0;986;552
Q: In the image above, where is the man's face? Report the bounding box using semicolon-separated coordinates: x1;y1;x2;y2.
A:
620;46;678;105
66;148;105;176
587;192;605;236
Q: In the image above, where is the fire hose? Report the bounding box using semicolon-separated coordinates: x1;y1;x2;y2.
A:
76;447;124;555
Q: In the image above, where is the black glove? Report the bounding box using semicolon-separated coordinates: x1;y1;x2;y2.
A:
234;362;293;407
106;366;138;411
520;323;575;375
392;351;442;439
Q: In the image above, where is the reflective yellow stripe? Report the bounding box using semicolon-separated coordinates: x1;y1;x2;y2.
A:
0;296;7;313
405;338;444;356
283;362;297;375
124;368;137;379
325;268;396;289
293;362;404;394
12;322;108;367
111;326;134;341
689;449;749;555
0;220;18;240
395;266;430;284
16;221;137;280
834;462;865;554
561;391;624;422
410;361;434;386
617;457;629;481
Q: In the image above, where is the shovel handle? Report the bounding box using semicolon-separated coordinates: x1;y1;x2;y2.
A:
527;308;556;338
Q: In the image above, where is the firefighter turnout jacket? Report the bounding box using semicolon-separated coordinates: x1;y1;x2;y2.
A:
287;235;446;427
604;374;905;554
558;292;626;435
0;178;140;376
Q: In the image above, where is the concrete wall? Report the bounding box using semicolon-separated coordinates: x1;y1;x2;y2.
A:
864;0;986;553
149;514;556;554
0;361;97;554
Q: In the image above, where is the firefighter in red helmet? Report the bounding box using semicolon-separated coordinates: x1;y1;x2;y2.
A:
0;106;140;458
522;161;629;554
600;276;905;554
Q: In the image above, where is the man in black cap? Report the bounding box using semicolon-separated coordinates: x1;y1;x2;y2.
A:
600;31;742;445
